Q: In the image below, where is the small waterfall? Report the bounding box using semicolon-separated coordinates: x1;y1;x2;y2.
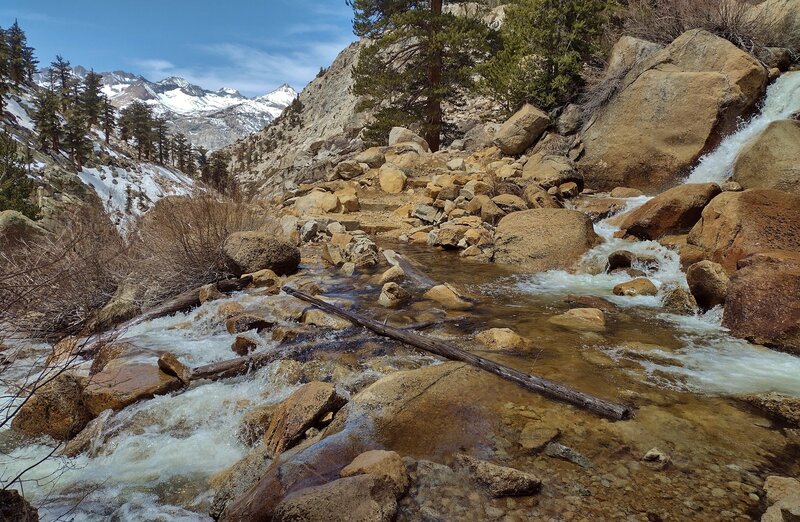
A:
686;71;800;184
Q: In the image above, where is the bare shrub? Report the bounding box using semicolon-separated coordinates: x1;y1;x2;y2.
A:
624;0;800;55
128;193;280;309
580;58;637;121
0;205;127;339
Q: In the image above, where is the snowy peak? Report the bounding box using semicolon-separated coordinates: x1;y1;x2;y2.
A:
256;84;298;107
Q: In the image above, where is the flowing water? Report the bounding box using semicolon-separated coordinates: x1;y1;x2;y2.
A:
3;75;800;521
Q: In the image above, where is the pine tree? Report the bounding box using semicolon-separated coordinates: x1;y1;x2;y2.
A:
171;132;190;172
348;0;496;150
7;21;36;87
63;108;91;170
50;55;71;97
196;145;209;181
101;96;115;144
153;116;170;164
80;70;104;126
0;131;39;218
208;150;232;193
119;101;154;159
32;89;61;151
481;0;616;111
0;29;9;112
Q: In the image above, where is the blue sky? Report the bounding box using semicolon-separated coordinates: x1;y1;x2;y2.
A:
0;1;356;96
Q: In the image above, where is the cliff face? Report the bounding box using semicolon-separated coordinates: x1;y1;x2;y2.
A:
226;41;369;196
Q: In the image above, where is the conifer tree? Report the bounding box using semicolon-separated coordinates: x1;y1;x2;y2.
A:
7;21;36;86
0;131;39;218
0;29;9;112
63;108;91;169
196;145;209;181
119;101;154;159
32;89;61;151
80;70;104;126
208;150;232;193
171;132;190;172
153;116;170;164
50;55;72;105
348;0;496;150
101;96;115;144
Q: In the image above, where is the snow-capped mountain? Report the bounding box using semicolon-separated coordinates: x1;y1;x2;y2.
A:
35;67;297;150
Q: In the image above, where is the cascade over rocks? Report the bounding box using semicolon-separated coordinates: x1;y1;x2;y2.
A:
223;231;301;276
723;251;800;353
687;189;800;273
733;119;800;195
494;209;601;272
618;183;721;240
580;29;767;191
494;104;551;155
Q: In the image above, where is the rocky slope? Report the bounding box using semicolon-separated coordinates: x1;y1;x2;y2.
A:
35;67;297;150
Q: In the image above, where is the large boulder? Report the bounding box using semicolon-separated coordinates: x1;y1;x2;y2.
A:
618;183;721;240
687;189;800;273
378;164;407;194
11;373;92;440
83;363;182;416
494;104;551;155
0;210;44;247
293;189;342;215
686;260;729;310
733;118;800;195
521;154;582;190
722;251;800;353
223;231;301;276
493;209;601;272
263;381;347;456
388;127;430;152
580;30;767;191
272;475;397;522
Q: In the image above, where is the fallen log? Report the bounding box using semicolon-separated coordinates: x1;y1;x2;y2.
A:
283;286;633;421
77;276;253;357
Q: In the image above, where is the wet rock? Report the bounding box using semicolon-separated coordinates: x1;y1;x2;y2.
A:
686;260;729;309
157;352;192;385
580;30;767;190
246;269;282;292
722;252;800;353
687;189;800;273
378;265;405;285
734;119;800;195
618;183;721;240
83;363;181;416
210;444;274;520
59;409;113;457
340;449;410;496
89;341;136;375
475;328;529;350
607;250;634;271
564;295;619;313
610;187;644;198
302;309;352;330
494;103;550;155
742;393;800;428
423;284;473;310
661;285;698;315
355;147;386;168
378;282;410;308
389;126;430;152
239;403;278;446
231;335;258;356
199;283;225;304
0;489;39;522
548;308;606;332
494;209;600;272
11;373;92;440
223;231;301;276
225;314;274;334
456;454;542;497
613;278;658;296
263;382;347;456
273;475;398;522
543;442;592;468
519;422;560;452
379;164;408;194
216;301;245;321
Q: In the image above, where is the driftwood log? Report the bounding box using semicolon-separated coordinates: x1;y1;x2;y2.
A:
283;286;632;421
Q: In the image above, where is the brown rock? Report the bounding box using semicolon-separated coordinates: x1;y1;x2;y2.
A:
11;373;91;440
226;314;274;334
302;309;352;330
157;352;192;385
223;231;301;276
273;475;397;522
686;260;729;309
294;189;341;214
661;284;698;315
263;382;347;456
519;422;560;452
59;408;112;457
378;282;410;308
494;103;551;155
734;119;800;195
564;295;619;313
618;183;721;240
475;328;529;350
423;284;473;310
765;476;800;505
231;335;258;356
613;278;658;296
522;154;582;190
0;489;39;522
239;403;278;446
210;444;274;520
492;194;528;212
217;301;245;321
89;342;135;375
340;449;410;495
580;30;767;190
494;209;601;272
687;189;800;273
548;308;606;332
83;363;181;416
610;187;644;198
457;454;542;497
722;252;800;353
523;183;560;209
378;164;407;194
199;283;225;303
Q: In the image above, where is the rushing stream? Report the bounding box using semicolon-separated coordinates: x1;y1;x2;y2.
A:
3;73;800;521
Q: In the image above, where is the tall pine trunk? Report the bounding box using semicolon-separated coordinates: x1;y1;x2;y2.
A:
425;0;443;152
